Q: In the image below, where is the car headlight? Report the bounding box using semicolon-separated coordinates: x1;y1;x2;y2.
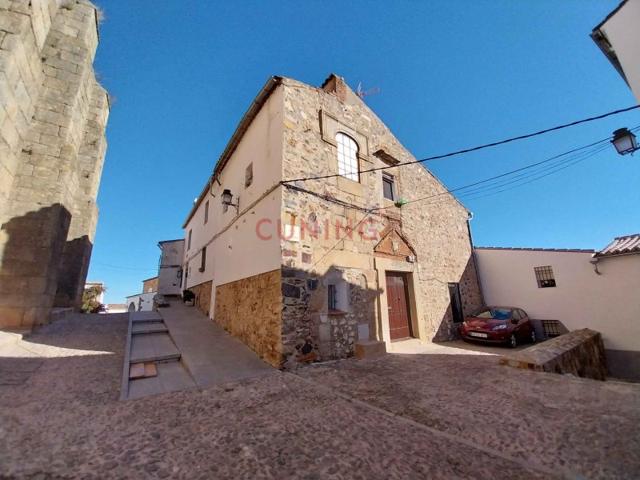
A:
492;324;507;331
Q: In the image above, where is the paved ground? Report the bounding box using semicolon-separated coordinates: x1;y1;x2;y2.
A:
1;314;639;479
299;348;640;479
123;304;274;399
159;301;274;387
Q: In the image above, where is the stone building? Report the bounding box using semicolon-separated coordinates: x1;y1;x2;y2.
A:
182;74;483;368
0;0;109;328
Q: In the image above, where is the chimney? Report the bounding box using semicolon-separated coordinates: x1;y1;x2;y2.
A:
321;74;347;103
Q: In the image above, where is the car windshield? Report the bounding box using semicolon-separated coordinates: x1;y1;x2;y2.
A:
475;308;512;320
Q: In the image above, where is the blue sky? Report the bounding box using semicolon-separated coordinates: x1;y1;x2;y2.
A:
90;0;639;304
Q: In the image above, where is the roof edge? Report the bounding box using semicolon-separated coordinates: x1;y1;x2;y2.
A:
475;247;595;253
182;75;283;228
158;238;184;245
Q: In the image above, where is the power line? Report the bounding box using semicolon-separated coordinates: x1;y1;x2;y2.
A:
457;143;610;202
295;134;623;269
444;125;639;204
281;104;640;184
283;136;608;218
373;137;612;210
93;262;157;272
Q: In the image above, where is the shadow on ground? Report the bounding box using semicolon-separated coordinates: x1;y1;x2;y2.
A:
1;314;639;479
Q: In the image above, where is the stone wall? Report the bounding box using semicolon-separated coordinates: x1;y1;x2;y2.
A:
499;329;608;380
214;269;283;367
277;75;483;364
142;277;158;293
281;266;378;366
190;280;212;317
0;0;109;328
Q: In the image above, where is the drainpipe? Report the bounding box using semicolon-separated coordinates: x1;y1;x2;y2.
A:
466;212;486;310
590;256;602;275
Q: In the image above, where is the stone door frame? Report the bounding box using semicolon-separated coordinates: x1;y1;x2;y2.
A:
374;257;426;346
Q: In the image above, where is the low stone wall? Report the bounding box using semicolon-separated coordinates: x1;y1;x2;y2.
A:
214;270;282;367
499;329;607;380
190;281;213;317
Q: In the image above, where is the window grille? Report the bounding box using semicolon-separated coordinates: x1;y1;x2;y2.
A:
534;265;556;288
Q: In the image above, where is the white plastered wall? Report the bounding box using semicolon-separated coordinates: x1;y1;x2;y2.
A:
183;86;284;316
600;0;640;103
158;240;184;295
475;248;640;352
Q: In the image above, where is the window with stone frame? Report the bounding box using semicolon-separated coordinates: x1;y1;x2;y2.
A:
336;132;359;182
382;173;395;200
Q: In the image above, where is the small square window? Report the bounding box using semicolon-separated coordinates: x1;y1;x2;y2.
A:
383;173;395;201
245;163;253;188
534;266;556;288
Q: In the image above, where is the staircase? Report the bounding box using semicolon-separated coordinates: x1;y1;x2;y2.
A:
120;311;195;400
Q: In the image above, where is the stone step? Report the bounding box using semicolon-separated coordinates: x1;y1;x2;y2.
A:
355;340;387;359
130;311;162;323
129;362;158;379
127;360;196;400
131;321;167;335
130;333;180;364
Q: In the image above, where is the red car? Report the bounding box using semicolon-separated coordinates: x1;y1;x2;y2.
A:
459;306;536;348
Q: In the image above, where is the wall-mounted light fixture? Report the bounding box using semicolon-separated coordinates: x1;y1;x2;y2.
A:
611;128;638;156
221;188;239;215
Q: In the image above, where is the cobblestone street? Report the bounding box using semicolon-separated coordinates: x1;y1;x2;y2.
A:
1;314;639;479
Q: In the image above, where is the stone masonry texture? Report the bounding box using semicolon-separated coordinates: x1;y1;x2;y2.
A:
190;279;212;317
0;0;109;328
214;269;283;367
277;75;483;365
500;328;608;380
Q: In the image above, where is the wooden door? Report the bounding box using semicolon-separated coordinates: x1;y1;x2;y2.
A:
386;272;412;340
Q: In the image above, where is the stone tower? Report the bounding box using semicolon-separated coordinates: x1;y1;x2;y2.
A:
0;0;109;328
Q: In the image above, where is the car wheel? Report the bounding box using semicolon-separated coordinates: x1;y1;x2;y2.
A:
530;329;536;344
509;334;517;348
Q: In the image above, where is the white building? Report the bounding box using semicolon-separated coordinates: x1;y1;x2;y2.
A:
475;234;640;381
157;239;184;296
592;0;640;103
125;292;154;312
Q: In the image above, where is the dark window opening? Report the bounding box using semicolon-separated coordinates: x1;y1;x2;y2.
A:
448;282;464;323
187;229;192;250
328;284;337;311
534;265;556;288
542;320;563;337
199;247;207;272
245;163;253;188
383;173;395;201
204;200;209;224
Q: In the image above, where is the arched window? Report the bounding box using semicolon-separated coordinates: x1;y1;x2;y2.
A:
336;132;359;182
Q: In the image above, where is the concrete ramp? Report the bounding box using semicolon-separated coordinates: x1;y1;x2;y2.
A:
121;301;274;400
499;328;607;380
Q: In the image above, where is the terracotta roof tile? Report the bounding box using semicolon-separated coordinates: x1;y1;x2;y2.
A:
595;233;640;257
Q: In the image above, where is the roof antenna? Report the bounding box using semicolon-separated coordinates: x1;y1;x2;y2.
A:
356;81;380;99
